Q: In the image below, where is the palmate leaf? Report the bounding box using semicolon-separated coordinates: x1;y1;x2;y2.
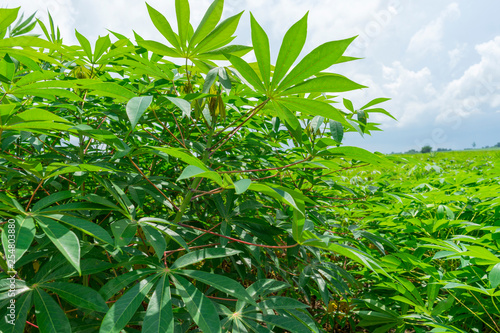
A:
172;275;222;333
99;275;158;333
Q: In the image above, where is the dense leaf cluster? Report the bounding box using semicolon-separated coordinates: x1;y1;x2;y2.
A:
4;1;497;333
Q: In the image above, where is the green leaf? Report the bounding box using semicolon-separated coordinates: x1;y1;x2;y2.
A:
177;165;223;186
93;35;111;62
34;288;72;333
142;224;167;260
360;97;391;110
0;104;16;125
277;97;347;124
146;3;181;50
36;217;81;275
137;40;182;57
171;248;242;270
46;214;114;246
142;221;189;251
172;275;222;333
272;13;308;90
194;11;243;54
138;147;208;170
282;74;366;95
0;7;19;32
490;263;500;288
166;96;192;118
364;107;396;120
99;275;158;333
31;191;76;212
322;146;391;166
234;179;252;194
248;183;304;217
99;269;157;301
1;216;35;266
202;67;219;93
262;314;313;333
175;0;190;50
190;0;223;47
277;36;356;92
250;13;270;90
79;82;136;101
41;282;108;313
7;108;72;125
226;54;266;92
329;120;343;143
75;29;93;61
343;98;354;112
126;95;153;129
177;269;257;305
462;246;500;264
0;291;32;333
143;275;174;333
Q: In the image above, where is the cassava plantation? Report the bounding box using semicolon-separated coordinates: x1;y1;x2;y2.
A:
0;1;499;332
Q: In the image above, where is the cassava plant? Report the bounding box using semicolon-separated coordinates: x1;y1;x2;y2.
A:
0;1;394;332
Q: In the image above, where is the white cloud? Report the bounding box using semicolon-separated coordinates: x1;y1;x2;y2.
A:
380;61;437;126
407;3;460;57
437;35;500;122
448;43;467;69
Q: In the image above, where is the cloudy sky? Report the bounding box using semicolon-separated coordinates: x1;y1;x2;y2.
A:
5;0;500;153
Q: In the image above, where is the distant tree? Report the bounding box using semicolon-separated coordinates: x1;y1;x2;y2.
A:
421;145;432;153
494;142;500;148
472;142;476;148
405;149;418;154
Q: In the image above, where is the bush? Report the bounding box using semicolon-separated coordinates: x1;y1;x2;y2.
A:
0;2;393;332
421;145;432;153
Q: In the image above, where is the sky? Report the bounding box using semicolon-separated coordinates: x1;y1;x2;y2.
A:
4;0;500;153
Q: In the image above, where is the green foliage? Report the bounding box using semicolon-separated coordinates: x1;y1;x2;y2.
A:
421;145;432;154
21;2;500;333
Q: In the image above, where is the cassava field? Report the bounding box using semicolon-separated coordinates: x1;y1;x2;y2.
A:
0;1;499;332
